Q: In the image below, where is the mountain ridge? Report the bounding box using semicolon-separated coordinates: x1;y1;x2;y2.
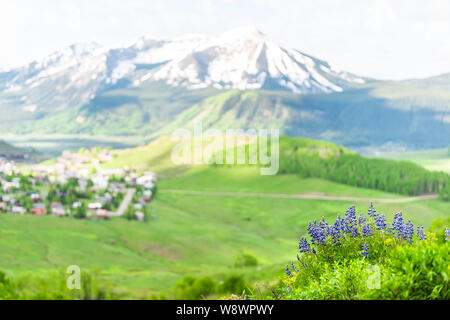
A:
0;28;449;151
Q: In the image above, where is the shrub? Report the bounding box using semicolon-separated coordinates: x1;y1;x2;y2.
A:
174;276;217;299
221;275;248;295
0;269;116;300
234;254;258;268
368;241;449;300
274;204;449;300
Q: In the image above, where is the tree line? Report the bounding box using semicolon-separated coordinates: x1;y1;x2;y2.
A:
279;151;449;199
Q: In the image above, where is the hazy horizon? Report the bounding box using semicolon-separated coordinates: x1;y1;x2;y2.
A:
1;0;450;80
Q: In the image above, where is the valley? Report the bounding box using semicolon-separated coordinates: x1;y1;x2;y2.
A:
0;137;448;299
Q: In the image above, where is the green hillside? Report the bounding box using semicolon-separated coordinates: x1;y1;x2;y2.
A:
1;167;448;298
0;140;42;162
1;76;449;150
1;136;449;298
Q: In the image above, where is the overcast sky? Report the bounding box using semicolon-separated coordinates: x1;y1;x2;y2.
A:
1;0;449;80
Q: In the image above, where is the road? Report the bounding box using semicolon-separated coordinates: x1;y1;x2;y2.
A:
112;188;136;216
159;189;439;203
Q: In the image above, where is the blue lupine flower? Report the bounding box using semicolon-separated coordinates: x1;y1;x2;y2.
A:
307;221;318;244
390;212;404;238
405;220;414;243
362;223;373;237
345;205;359;237
375;213;387;230
285;264;293;278
298;237;310;253
307;219;327;246
445;228;449;242
290;261;298;273
284;285;292;297
368;202;377;218
359;213;366;225
417;225;426;240
361;243;369;258
330;224;342;246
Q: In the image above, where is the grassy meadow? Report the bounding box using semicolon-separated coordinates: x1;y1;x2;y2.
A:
1;160;448;298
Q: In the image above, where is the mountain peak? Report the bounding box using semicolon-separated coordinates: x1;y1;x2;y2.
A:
0;28;367;109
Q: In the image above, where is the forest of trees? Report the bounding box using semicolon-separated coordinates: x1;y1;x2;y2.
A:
270;136;450;199
279;152;449;197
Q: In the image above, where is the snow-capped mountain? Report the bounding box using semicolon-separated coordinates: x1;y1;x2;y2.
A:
0;27;366;112
138;27;366;92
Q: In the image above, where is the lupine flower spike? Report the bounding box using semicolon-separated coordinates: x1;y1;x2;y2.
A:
417;226;426;240
361;243;369;258
285;264;293;278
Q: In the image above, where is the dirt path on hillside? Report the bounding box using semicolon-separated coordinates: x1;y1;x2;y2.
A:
159;189;439;203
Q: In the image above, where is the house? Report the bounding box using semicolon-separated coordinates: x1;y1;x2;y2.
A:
11;206;26;214
72;201;82;209
136;173;156;189
51;202;66;216
91;175;108;190
88;202;103;210
135;211;145;222
143;190;152;202
87;202;103;217
2;180;20;192
95;209;109;220
30;203;47;216
30;193;41;203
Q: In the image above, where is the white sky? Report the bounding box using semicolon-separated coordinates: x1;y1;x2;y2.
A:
0;0;449;80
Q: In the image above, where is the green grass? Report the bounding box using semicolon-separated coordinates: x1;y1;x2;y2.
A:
159;166;401;199
1;163;448;298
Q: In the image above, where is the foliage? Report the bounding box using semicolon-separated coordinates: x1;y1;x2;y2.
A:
173;276;217;300
234;254;258;268
278;137;450;197
268;204;449;300
221;274;248;295
0;269;116;300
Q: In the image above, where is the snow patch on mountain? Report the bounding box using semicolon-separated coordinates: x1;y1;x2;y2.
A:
0;27;366;111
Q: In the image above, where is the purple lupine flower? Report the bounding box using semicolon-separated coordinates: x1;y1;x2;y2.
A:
330;225;342;246
285;264;293;278
390;212;404;239
307;221;318;244
335;216;346;233
375;213;387;230
345;205;359;237
417;225;426;240
290;261;298;273
361;243;369;258
362;224;373;237
298;237;310;253
359;213;366;225
405;220;414;243
319;217;328;230
445;228;449;242
368;202;377;218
